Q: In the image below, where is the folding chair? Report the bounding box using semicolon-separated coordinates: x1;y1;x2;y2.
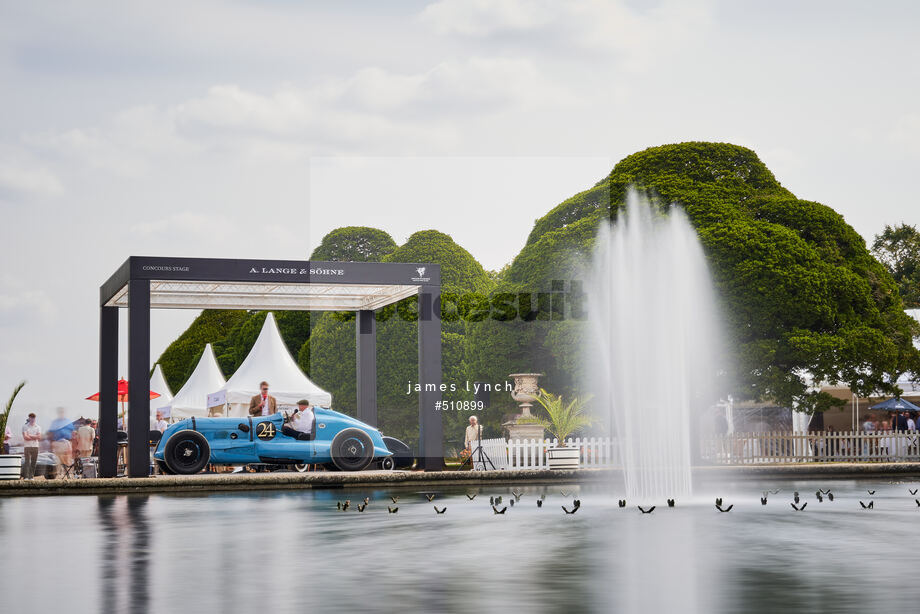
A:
116;430;129;477
61;459;78;479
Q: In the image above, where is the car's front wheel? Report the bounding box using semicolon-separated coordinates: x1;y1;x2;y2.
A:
156;460;175;475
379;456;395;471
330;428;374;471
163;430;210;475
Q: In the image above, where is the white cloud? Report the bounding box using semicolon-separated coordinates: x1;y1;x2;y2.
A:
15;55;572;172
175;57;567;134
25;104;196;178
419;0;714;70
420;0;556;36
0;157;63;198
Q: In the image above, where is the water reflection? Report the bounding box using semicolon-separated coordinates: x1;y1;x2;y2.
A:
98;495;150;613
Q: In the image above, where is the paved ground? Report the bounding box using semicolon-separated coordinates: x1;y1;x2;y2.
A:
2;463;920;497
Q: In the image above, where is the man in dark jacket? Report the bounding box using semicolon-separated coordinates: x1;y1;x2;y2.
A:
249;381;277;416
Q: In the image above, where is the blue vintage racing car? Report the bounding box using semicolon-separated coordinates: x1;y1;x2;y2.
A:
153;408;412;474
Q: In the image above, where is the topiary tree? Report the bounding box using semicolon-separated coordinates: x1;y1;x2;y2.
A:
310;226;398;262
484;141;920;413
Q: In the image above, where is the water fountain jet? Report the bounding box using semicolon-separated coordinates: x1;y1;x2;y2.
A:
588;189;721;500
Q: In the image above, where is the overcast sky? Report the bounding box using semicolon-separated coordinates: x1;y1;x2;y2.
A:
2;0;919;422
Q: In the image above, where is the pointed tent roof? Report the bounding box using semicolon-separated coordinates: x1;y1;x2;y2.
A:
160;344;227;419
207;312;332;408
149;364;173;405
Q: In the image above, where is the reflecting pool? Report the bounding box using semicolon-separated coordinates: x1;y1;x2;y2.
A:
1;479;918;613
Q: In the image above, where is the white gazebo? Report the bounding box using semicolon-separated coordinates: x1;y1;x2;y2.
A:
97;256;443;477
158;343;226;420
206;312;332;417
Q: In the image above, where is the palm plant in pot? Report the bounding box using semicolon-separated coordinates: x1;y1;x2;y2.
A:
0;381;26;480
518;388;593;470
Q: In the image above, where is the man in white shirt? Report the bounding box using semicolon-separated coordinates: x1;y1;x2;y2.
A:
154;411;168;433
465;416;481;450
290;400;314;439
21;413;42;479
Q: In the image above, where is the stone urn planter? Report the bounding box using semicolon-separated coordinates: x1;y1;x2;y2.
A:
0;454;23;480
546;445;580;470
503;373;546;441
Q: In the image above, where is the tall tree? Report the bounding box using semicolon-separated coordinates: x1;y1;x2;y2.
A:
873;223;920;308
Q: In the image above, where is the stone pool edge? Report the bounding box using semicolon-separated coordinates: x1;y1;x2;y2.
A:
2;463;920;497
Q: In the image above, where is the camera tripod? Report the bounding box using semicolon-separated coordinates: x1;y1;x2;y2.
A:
460;424;495;471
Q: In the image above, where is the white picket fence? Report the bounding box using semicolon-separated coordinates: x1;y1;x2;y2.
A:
476;437;619;469
701;430;920;464
478;431;920;469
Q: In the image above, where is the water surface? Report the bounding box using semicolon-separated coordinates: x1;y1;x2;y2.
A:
1;479;918;613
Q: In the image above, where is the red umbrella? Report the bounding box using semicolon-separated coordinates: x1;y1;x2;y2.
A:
87;379;161;468
86;379;161;403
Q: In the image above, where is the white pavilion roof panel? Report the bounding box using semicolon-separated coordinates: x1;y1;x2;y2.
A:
106;280;421;311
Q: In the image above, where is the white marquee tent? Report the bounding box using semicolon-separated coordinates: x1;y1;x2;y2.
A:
207;312;332;417
149;364;173;413
159;343;226;419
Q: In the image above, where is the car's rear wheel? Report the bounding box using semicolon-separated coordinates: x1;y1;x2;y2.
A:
156;460;175;475
294;463;309;472
330;428;374;471
164;430;210;475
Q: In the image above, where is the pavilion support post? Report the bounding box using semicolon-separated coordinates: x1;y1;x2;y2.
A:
418;286;443;470
356;310;377;427
127;278;151;477
98;306;119;478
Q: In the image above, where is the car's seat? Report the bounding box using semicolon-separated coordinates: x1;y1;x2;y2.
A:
281;409;317;441
282;422;315;441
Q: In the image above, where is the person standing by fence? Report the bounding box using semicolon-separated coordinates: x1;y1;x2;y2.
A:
862;415;876;457
892;411;909;457
21;413;42;479
878;422;892;460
